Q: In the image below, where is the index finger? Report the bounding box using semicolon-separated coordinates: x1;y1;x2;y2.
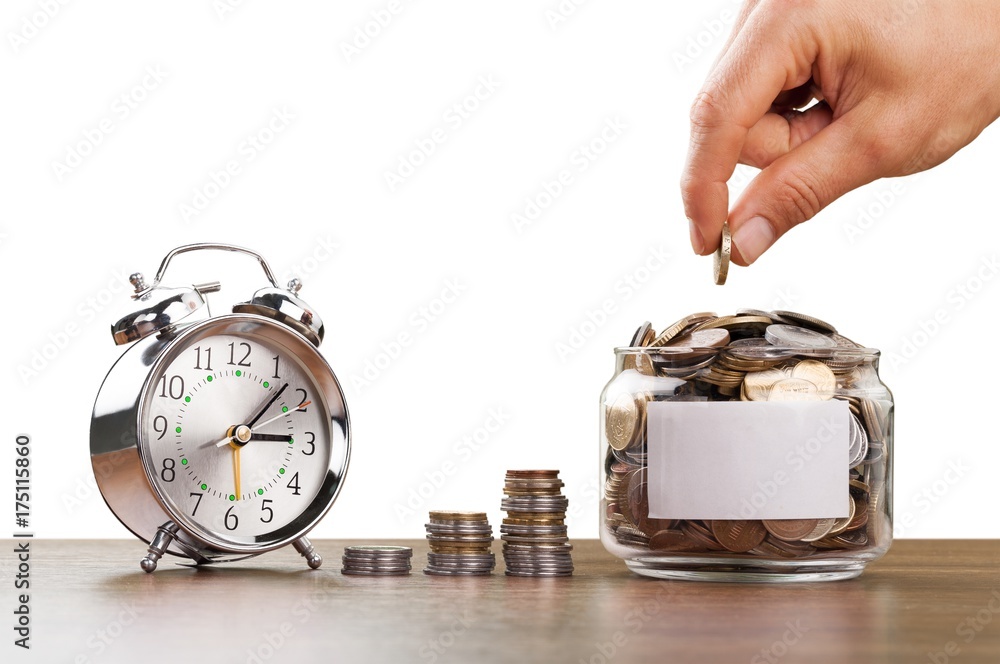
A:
681;18;816;254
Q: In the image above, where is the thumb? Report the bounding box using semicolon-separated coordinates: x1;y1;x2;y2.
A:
728;112;882;266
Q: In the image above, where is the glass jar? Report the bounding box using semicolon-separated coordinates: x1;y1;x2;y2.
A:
599;322;893;582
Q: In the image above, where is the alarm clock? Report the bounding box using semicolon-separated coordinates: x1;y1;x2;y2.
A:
90;243;350;572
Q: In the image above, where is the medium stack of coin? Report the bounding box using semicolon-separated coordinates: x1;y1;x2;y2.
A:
500;470;574;577
423;511;496;576
341;545;413;576
604;310;891;562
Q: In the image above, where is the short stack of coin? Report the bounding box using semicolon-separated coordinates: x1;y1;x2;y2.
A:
423;511;496;576
341;545;413;576
500;470;574;577
603;310;892;561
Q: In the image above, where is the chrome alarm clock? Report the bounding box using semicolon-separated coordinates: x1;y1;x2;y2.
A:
90;243;350;572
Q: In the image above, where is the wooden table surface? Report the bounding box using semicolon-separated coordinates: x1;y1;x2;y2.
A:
7;539;1000;663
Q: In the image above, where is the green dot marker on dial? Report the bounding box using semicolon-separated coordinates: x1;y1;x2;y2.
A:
207;375;214;383
282;406;289;413
289;438;294;445
263;381;269;388
229;494;235;501
279;468;285;475
258;489;264;495
175;426;182;433
235;370;242;377
201;483;207;491
184;396;191;403
181;458;188;465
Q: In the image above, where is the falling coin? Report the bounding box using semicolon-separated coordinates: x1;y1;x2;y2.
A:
713;222;731;286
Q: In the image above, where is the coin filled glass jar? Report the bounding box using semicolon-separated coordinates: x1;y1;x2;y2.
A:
599;311;893;582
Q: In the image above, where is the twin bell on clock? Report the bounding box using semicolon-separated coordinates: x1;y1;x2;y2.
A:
90;243;351;572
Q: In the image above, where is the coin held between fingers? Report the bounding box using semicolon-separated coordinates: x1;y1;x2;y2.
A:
713;222;731;285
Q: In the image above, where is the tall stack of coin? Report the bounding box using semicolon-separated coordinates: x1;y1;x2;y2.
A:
603;310;892;562
500;470;574;577
423;511;496;576
341;545;413;576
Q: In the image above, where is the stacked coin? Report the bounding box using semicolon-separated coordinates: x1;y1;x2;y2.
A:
500;470;574;577
341;545;413;576
423;511;496;576
604;310;891;560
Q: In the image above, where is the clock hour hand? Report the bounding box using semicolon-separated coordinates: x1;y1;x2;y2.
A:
248;433;293;442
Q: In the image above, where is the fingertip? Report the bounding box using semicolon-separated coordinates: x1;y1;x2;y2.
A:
688;218;706;255
731;216;776;266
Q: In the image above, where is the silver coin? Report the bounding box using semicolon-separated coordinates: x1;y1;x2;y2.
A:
341;569;411;576
501;497;569;505
848;414;869;468
426;563;496;571
426;527;494;535
505;565;573;572
505;570;573;577
499;525;568;535
501;537;570;545
344;545;413;555
427;553;496;561
764;324;837;349
501;543;573;552
341;564;412;572
424;568;493;576
726;337;796;361
771;310;837;334
342;557;412;565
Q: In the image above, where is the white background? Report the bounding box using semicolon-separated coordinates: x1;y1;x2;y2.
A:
2;0;997;542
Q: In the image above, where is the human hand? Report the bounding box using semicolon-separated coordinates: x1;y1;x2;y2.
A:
681;0;1000;265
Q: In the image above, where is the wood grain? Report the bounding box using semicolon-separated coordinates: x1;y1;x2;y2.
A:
8;539;1000;663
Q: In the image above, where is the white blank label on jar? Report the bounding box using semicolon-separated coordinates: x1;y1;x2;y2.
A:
646;401;850;520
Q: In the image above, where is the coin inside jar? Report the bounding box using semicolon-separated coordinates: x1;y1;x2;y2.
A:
605;393;642;451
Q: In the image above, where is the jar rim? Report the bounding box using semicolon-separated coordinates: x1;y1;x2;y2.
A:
614;345;880;357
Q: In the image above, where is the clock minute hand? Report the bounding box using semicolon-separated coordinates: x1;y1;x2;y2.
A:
251;401;312;431
246;382;289;428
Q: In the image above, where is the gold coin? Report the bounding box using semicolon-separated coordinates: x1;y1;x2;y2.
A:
763;519;821;542
428;511;488;521
713;221;731;286
693;315;771;333
828;495;859;536
666;328;731;348
790;360;836;399
605;393;641;451
767;378;820;402
624;322;653;370
799;518;837;542
650;312;717;347
742;368;786;401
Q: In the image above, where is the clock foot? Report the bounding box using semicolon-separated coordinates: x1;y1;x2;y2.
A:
141;522;180;573
293;536;322;569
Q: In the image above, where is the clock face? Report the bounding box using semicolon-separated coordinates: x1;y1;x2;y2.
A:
140;323;342;546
